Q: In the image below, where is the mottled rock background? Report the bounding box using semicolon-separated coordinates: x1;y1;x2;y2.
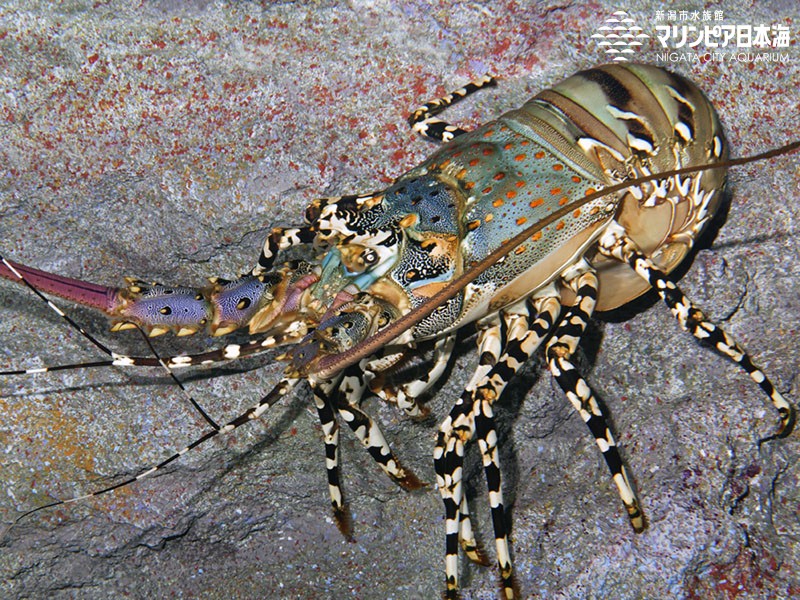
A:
1;1;798;598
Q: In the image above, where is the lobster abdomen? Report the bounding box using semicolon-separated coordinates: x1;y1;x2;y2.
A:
524;64;728;310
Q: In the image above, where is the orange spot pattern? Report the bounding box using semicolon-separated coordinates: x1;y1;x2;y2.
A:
415;125;604;264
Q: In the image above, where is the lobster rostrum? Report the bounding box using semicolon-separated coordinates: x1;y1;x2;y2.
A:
1;63;796;599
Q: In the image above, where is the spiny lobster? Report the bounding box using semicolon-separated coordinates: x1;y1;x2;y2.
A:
1;63;797;599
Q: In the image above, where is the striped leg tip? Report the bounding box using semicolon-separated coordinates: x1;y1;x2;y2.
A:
462;541;491;566
628;506;646;533
776;404;796;438
760;403;796;444
333;505;354;542
396;468;426;491
498;572;519;600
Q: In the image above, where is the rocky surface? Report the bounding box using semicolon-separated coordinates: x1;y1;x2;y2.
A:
1;1;798;598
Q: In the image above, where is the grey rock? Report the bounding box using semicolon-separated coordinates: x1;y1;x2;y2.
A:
1;2;798;599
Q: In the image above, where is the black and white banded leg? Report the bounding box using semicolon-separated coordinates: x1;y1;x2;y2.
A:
455;490;489;568
303;192;386;231
252;225;317;274
396;333;456;414
369;333;457;418
545;261;645;532
472;294;562;599
435;316;503;599
311;365;422;540
310;376;353;538
598;224;795;439
254;190;388;275
435;294;562;599
408;75;497;143
332;365;423;491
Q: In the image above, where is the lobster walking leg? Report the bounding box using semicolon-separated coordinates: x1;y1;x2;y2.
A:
472;294;562;599
545;263;645;532
408;75;497;142
255;190;389;275
434;317;503;598
396;333;457;412
333;365;423;490
369;333;457;417
254;226;318;274
311;377;353;538
435;294;561;599
311;368;422;539
598;225;796;438
455;489;489;568
308;366;423;517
